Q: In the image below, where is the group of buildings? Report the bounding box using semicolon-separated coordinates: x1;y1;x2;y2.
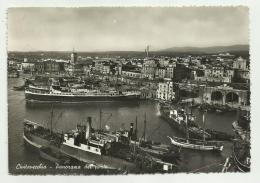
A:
8;49;250;109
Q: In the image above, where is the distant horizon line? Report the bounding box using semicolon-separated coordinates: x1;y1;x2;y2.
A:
7;44;249;53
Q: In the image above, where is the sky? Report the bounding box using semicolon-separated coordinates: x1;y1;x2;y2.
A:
7;7;249;52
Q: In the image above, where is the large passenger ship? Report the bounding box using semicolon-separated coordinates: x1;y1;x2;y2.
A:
25;84;141;102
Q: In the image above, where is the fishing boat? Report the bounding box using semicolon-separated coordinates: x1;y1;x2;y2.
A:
167;136;223;151
168;112;224;152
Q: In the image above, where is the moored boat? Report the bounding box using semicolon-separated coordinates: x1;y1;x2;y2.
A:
168;112;224;152
159;102;233;141
23;117;138;172
232;140;250;172
167;136;223;152
231;110;250;172
159;104;211;139
25;84;140;102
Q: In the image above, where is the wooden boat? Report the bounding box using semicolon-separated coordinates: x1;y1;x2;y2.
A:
167;136;223;152
168;112;224;152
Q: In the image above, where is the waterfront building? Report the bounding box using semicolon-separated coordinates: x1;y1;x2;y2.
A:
157;80;175;101
141;88;157;99
199;84;249;108
35;60;66;75
44;60;64;74
34;61;44;73
21;62;35;73
194;66;233;83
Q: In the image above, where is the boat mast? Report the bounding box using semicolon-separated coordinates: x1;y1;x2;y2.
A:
99;108;102;130
50;104;54;135
143;113;147;142
202;111;206;143
135;116;138;139
185;113;189;143
134;116;138;154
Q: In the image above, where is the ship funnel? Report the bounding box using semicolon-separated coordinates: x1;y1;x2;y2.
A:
85;117;92;139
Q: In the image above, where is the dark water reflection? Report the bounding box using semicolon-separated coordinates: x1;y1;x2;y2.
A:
8;78;237;174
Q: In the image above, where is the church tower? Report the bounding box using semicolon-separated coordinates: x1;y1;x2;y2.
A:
70;48;77;65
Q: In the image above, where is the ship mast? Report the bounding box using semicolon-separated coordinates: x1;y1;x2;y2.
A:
134;116;138;155
143;113;147;142
99;108;102;130
50;104;54;135
135;116;138;140
202;111;206;143
185;113;189;143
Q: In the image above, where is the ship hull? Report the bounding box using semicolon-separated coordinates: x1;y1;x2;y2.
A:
168;136;223;152
23;133;138;172
160;112;210;140
160;109;233;141
25;92;140;103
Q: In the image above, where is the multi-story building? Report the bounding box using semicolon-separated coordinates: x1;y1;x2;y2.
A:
224;68;234;79
142;59;157;79
122;70;142;78
102;63;111;74
232;57;250;83
93;61;104;73
205;66;224;78
157;67;166;79
195;66;233;83
233;57;247;70
21;62;35;73
174;63;190;82
157;80;175;101
165;65;175;79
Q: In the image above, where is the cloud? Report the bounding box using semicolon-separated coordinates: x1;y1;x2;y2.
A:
8;7;249;51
